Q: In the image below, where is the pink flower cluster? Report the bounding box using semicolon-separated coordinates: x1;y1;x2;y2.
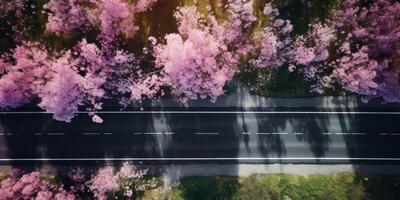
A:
139;0;262;102
333;46;379;99
333;0;400;102
0;0;163;123
0;163;155;200
135;0;160;12
152;26;236;102
43;0;93;35
0;42;53;109
1;0;400;123
250;3;293;68
291;0;400;101
0;170;75;200
290;23;336;93
0;0;24;18
44;0;159;39
292;23;335;66
88;162;155;200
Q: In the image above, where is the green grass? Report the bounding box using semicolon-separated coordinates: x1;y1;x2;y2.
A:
171;176;240;200
142;173;400;200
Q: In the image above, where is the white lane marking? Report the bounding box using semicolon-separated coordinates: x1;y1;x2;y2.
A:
380;133;389;136
82;132;101;136
257;132;289;135
350;133;367;135
103;133;113;135
134;132;174;135
34;133;43;136
294;133;304;135
47;133;65;136
0;157;400;161
242;132;251;135
272;132;289;135
391;133;400;136
325;132;367;136
256;133;271;135
2;111;400;115
196;132;220;135
144;132;163;135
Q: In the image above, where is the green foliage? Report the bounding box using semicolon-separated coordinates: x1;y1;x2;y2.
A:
273;0;338;34
357;174;400;200
169;173;400;200
235;65;315;98
172;176;240;200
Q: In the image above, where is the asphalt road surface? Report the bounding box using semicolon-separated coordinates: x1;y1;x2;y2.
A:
0;110;400;164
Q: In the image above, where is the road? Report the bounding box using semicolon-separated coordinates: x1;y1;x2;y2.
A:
0;110;400;164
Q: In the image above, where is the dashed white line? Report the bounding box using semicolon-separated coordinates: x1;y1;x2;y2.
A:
324;132;367;136
272;132;289;135
335;133;351;135
256;132;289;135
134;132;174;135
350;133;367;135
144;132;163;135
391;133;400;136
196;132;220;135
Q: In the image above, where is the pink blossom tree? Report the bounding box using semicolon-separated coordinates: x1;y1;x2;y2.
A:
250;3;293;69
333;0;400;102
290;0;400;102
133;0;261;102
0;170;76;200
0;42;54;109
0;0;162;123
88;162;156;200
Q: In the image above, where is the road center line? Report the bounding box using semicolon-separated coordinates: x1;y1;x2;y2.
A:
350;133;367;135
144;132;163;135
272;132;289;135
196;132;220;135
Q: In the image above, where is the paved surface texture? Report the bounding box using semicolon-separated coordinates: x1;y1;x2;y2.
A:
0;110;400;165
